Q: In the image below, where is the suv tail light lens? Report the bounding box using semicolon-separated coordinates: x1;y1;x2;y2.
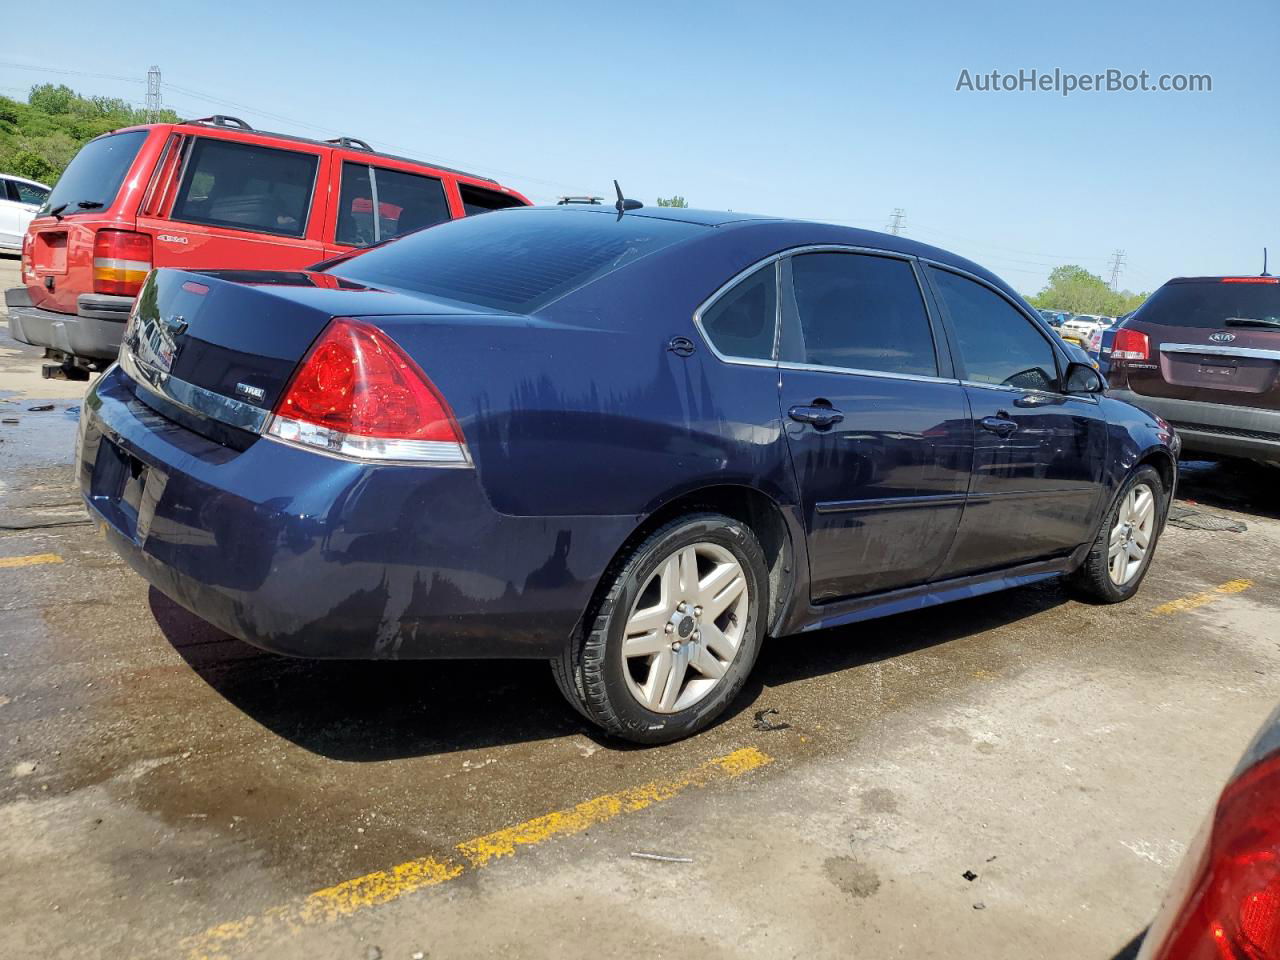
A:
93;230;152;296
266;317;468;464
1112;329;1150;362
1146;751;1280;960
1222;277;1279;284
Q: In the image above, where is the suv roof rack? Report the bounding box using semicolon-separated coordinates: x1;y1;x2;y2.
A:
557;195;604;205
184;115;254;130
168;118;498;185
325;136;373;151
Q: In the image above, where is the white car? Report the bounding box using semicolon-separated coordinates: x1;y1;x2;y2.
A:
0;174;51;253
1059;313;1106;344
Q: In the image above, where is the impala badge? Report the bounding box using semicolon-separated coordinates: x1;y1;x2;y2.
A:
235;382;267;404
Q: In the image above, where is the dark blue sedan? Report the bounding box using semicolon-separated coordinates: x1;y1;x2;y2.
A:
79;206;1180;742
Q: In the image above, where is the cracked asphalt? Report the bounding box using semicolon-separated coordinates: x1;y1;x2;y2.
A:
2;254;1277;959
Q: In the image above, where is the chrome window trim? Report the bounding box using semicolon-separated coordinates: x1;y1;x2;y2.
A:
781;360;958;386
1160;342;1280;362
120;347;271;433
960;378;1100;405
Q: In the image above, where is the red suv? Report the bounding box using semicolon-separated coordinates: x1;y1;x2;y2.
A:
1107;274;1280;465
5;116;529;377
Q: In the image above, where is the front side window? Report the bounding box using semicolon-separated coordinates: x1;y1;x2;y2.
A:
785;252;938;377
335;162;451;246
929;267;1059;391
699;263;777;360
460;183;525;216
171;138;318;238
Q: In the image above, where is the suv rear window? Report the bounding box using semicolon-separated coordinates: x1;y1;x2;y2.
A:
459;183;525;216
40;130;147;215
1136;280;1280;329
171;138;317;238
329;209;700;312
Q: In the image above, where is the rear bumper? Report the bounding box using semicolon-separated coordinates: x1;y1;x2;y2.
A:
1107;389;1280;463
5;287;133;361
80;366;633;659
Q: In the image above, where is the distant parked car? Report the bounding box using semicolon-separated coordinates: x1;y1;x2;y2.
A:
1107;274;1280;465
79;205;1178;743
1135;704;1280;959
1060;313;1106;346
5;115;529;379
1037;307;1066;328
0;174;51;252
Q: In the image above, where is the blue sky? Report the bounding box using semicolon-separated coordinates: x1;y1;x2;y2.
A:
3;0;1275;295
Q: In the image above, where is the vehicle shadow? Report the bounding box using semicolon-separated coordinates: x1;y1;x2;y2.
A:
151;578;1070;762
1176;457;1280;521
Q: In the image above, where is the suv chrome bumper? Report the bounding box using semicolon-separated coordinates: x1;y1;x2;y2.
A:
5;287;133;361
1108;389;1280;463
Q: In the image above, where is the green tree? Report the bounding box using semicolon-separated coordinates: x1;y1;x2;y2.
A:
656;195;688;208
0;84;180;187
1029;264;1148;316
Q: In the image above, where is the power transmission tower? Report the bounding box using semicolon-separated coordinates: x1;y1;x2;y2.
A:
1108;249;1126;291
886;208;906;236
145;65;162;122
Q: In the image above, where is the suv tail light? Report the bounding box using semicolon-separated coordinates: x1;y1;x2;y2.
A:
1146;751;1280;960
93;230;152;296
266;317;468;465
1112;329;1150;362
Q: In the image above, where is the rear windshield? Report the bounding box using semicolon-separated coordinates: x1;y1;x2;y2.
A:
40;130;148;215
328;208;701;311
1136;280;1280;329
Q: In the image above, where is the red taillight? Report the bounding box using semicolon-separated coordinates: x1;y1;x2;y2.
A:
1148;752;1280;960
1222;278;1279;284
93;230;152;296
1113;329;1150;362
266;317;467;464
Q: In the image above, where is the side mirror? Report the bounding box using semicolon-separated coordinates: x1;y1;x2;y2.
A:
1065;361;1104;394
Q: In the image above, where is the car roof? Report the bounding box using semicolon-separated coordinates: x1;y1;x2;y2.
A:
94;122;502;186
1165;275;1278;283
0;173;51;189
530;205;1015;292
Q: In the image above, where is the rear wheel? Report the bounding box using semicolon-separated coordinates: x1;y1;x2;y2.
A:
1069;465;1165;603
551;513;767;744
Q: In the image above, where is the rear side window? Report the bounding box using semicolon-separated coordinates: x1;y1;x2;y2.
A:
1136;280;1280;328
459;183;525;216
784;252;938;377
40;130;147;214
930;267;1059;391
335;163;451;246
330;209;700;312
13;181;49;205
699;263;777;360
171;138;317;238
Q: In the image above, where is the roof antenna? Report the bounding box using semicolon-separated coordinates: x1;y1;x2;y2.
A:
613;179;643;219
1263;247;1272;277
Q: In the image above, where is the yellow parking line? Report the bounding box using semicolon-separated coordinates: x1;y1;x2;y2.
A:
0;553;63;569
1151;578;1253;616
183;746;772;959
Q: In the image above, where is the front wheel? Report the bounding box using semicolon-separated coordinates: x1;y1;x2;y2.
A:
1069;465;1166;603
551;513;768;744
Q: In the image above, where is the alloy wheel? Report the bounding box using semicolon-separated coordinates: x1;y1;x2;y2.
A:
1108;482;1156;585
619;541;750;713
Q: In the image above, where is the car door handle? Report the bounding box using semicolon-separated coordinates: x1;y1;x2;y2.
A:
788;404;844;428
979;415;1018;438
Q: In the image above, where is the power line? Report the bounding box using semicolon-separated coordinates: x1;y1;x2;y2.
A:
886;208;906;235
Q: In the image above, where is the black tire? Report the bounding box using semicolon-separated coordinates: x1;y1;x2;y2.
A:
1069;465;1166;603
551;513;768;744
